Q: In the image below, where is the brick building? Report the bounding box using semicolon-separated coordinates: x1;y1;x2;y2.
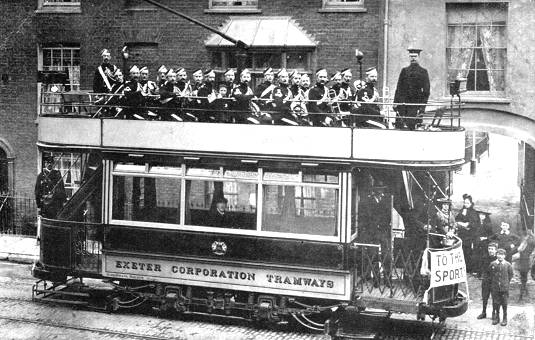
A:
0;0;383;197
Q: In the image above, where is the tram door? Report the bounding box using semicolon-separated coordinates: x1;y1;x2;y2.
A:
351;169;394;288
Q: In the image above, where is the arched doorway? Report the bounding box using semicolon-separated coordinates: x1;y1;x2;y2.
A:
0;147;9;195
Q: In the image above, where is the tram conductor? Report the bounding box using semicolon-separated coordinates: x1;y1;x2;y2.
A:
393;48;430;130
35;155;67;219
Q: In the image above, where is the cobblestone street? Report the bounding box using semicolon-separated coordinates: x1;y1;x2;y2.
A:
0;261;533;339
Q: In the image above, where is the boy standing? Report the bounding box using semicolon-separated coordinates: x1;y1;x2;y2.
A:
489;248;514;326
477;242;497;319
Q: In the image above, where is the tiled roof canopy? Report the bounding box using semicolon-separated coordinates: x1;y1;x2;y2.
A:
205;17;317;48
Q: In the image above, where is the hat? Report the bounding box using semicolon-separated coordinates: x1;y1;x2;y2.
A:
224;68;236;76
176;67;186;75
100;48;111;56
240;68;251;76
341;68;352;77
488;242;498;248
214;196;228;204
476;209;491;216
300;73;310;81
263;67;274;75
192;69;203;77
289;70;299;78
276;68;288;77
129;65;140;73
365;67;378;77
43;154;54;162
158;65;168;73
140;66;149;73
496;248;506;255
330;71;341;81
204;69;215;77
315;68;327;77
166;68;176;76
407;48;422;55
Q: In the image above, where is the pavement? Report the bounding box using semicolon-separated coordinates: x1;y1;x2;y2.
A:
1;234;533;338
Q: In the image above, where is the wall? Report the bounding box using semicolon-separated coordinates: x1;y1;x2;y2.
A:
0;0;383;196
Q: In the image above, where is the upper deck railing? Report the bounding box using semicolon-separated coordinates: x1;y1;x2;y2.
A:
38;88;466;167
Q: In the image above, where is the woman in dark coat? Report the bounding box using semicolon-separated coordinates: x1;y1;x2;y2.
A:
473;210;494;277
455;194;480;274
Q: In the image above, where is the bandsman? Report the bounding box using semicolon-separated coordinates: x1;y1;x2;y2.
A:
254;67;276;110
157;65;168;87
306;68;331;126
223;68;236;96
122;65;145;120
231;68;254;124
93;48;118;94
354;67;384;128
271;68;295;125
339;68;354;112
289;70;301;97
197;69;217;122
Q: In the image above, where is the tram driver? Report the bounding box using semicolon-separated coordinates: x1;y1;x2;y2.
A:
35;155;67;219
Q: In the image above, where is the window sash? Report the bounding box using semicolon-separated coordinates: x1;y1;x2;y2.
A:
109;162;341;240
209;0;258;9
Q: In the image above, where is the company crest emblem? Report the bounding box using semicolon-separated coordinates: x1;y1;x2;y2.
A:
211;240;227;256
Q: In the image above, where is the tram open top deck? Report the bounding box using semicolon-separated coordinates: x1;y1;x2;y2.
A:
37;92;465;169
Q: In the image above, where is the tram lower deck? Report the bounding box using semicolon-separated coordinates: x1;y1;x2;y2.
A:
32;150;468;331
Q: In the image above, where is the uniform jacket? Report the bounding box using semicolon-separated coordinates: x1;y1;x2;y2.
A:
393;63;430;104
306;84;330;125
489;259;513;292
93;63;118;94
34;169;67;218
355;82;381;123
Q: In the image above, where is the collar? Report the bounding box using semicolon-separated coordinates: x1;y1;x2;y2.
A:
501;230;510;235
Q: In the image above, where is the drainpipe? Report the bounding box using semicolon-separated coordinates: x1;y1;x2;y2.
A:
382;0;390;101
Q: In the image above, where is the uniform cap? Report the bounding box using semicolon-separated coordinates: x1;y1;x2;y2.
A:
488;242;498;248
176;67;186;75
240;68;251;76
315;68;328;77
140;66;149;73
300;73;310;81
166;68;176;76
496;248;506;255
224;68;236;76
263;67;274;75
192;69;203;77
330;71;341;81
365;67;378;77
43;154;54;162
204;69;215;77
341;68;352;76
276;68;288;77
158;65;168;73
407;48;422;55
100;48;111;56
129;65;140;73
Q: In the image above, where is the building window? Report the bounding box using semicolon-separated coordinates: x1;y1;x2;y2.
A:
40;44;81;87
447;3;507;94
207;0;260;13
37;0;81;14
320;0;366;12
211;50;311;89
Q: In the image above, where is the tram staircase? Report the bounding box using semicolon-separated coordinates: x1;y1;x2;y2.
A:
351;170;450;312
33;154;105;307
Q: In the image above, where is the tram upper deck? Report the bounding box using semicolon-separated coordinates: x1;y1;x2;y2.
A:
37;89;465;168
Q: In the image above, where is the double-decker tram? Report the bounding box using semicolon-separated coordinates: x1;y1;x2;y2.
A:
33;85;468;338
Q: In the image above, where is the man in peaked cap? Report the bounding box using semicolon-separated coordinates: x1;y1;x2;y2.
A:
157;65;168;87
254;67;276;111
306;68;331;126
270;69;295;125
289;70;302;97
34;154;67;218
329;71;343;96
223;68;236;96
394;48;430;130
122;65;145;120
354;66;384;128
230;68;254;124
196;69;217;122
93;48;118;94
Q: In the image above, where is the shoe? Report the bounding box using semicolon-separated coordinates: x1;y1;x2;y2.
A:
492;313;500;325
477;312;486;319
501;318;507;326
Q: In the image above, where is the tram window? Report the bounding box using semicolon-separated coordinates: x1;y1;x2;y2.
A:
302;174;339;184
185;180;257;230
112;176;180;224
262;185;338;236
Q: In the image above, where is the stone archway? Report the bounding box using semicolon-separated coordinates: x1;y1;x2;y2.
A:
0;137;15;194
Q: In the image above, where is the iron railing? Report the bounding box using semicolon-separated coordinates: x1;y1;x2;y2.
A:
0;193;37;236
